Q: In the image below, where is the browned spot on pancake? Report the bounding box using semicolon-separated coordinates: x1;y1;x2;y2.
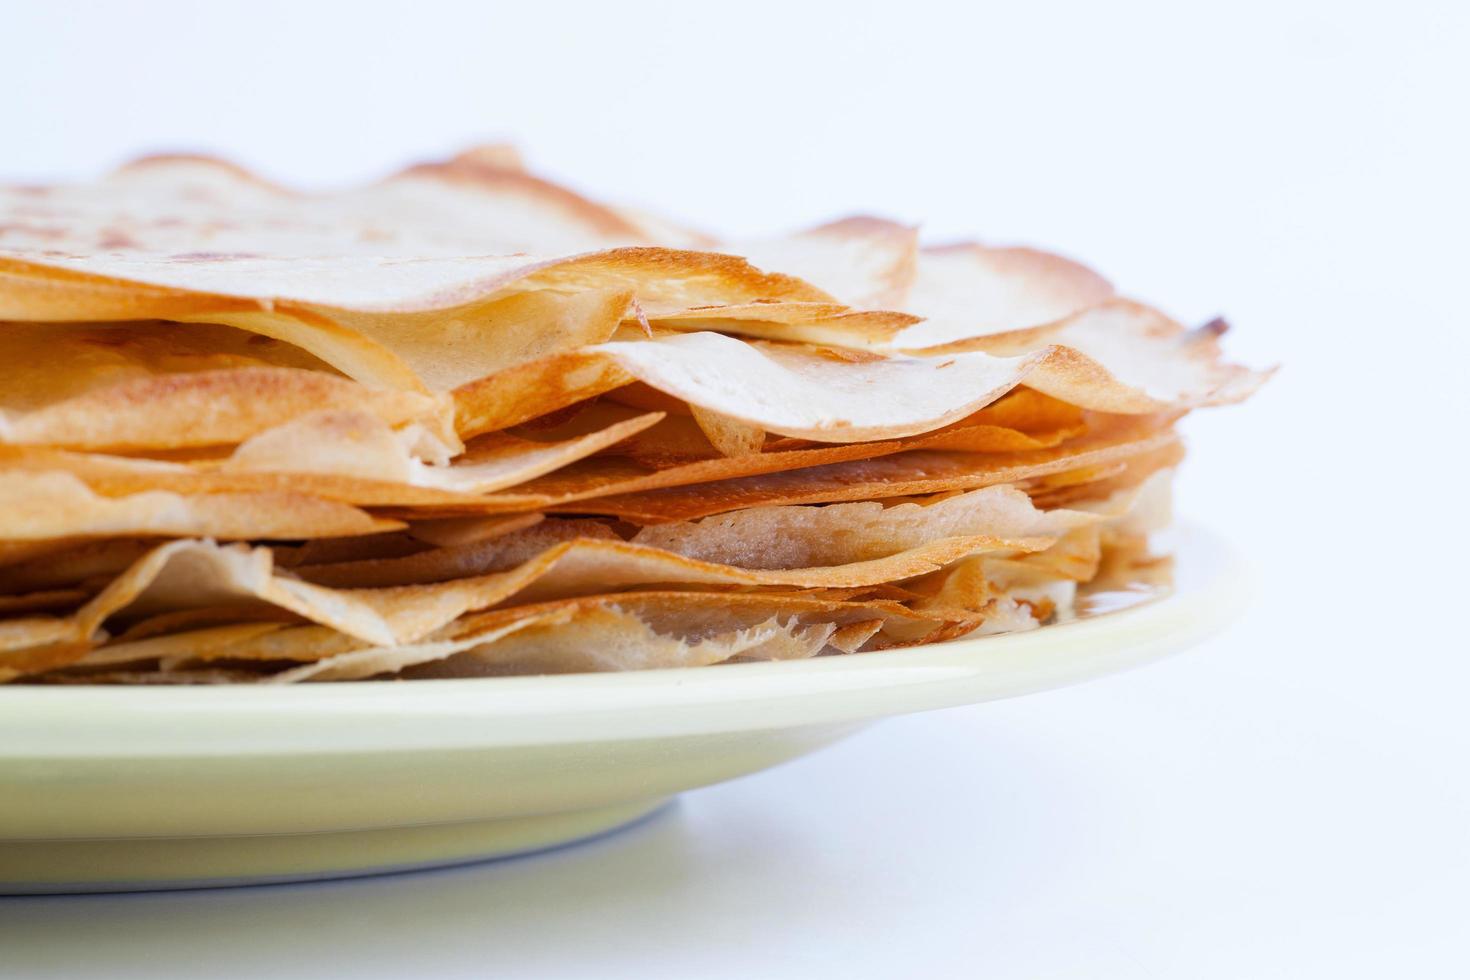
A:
96;230;140;250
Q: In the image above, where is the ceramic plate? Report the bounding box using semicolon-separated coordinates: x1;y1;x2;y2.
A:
0;522;1245;893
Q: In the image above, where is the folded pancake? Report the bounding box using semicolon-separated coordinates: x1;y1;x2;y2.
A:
52;590;949;682
0;321;451;451
452;316;1261;441
0;247;833;393
890;243;1118;348
538;418;1180;522
0;410;664;506
0;470;398;542
725;217;919;309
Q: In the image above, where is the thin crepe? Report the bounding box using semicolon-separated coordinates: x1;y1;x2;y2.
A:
0;470;398;542
0;528;1053;677
541;418;1181;522
0;411;664;505
0;319;447;451
455;324;1262;443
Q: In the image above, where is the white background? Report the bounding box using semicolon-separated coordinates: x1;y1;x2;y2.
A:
3;1;1468;976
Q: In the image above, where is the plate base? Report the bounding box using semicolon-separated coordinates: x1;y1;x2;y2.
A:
0;796;669;894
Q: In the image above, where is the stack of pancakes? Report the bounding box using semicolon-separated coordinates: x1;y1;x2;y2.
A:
0;148;1266;682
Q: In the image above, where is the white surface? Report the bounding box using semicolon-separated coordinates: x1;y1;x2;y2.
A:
2;0;1467;976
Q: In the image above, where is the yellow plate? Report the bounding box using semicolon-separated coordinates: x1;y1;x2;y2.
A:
0;523;1245;893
